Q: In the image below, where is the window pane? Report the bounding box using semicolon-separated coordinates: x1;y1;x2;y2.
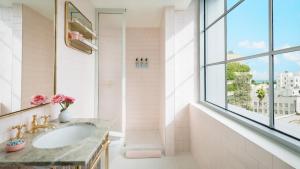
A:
227;0;241;10
227;0;268;59
274;51;300;138
227;56;269;125
206;18;225;64
273;0;300;50
206;64;225;108
205;0;224;26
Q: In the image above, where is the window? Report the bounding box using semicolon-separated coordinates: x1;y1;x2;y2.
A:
273;0;300;50
226;56;269;124
227;0;268;57
200;0;300;140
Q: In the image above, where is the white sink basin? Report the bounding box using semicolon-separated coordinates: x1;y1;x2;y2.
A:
32;123;96;149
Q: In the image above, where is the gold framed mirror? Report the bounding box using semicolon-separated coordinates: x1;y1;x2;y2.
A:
0;0;56;118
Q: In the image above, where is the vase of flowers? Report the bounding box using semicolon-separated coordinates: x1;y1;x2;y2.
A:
51;94;75;123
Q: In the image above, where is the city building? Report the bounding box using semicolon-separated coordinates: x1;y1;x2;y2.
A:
252;71;300;117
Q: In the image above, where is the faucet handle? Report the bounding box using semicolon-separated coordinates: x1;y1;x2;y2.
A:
11;124;27;139
32;114;37;121
40;115;51;125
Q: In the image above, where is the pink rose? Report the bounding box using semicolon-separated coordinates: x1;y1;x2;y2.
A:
51;94;76;111
51;94;65;104
31;95;47;106
64;96;75;104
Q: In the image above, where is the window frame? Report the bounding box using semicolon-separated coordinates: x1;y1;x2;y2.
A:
199;0;300;153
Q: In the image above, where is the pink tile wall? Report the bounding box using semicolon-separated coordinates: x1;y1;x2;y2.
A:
126;28;161;131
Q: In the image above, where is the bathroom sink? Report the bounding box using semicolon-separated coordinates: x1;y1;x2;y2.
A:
32;123;96;149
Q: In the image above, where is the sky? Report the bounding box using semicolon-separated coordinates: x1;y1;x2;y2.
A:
226;0;300;81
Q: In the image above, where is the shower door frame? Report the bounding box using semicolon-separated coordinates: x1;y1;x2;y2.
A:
95;8;127;135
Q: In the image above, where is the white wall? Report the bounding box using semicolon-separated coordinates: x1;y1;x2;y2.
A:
160;0;197;154
56;0;96;118
161;6;176;155
190;104;297;169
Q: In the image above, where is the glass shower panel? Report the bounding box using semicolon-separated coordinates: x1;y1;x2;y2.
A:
98;13;125;132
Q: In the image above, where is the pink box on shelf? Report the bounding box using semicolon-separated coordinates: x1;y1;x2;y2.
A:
68;31;83;40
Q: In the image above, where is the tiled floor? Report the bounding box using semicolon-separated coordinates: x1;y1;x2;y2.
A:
109;139;199;169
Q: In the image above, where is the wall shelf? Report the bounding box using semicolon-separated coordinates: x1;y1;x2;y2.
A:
65;1;97;54
70;38;98;52
69;19;96;39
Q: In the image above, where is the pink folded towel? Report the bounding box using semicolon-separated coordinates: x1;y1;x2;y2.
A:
125;150;162;158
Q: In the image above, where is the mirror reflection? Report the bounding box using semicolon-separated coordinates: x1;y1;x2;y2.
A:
0;0;55;116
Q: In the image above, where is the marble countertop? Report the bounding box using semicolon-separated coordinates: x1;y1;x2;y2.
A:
0;118;110;167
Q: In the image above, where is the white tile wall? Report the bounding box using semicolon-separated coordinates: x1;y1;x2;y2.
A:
0;105;55;143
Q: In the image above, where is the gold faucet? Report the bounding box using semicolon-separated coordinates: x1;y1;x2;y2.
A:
11;124;27;139
29;115;55;133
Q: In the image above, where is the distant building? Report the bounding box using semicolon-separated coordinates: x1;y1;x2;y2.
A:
252;71;300;117
276;71;300;89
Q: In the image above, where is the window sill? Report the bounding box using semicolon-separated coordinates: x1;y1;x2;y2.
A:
190;102;300;168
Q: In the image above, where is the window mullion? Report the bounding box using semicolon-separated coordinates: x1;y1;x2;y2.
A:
224;0;228;110
203;0;207;102
268;0;275;128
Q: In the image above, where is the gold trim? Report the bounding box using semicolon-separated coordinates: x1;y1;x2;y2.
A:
0;103;50;120
75;166;82;169
54;0;57;95
89;139;110;169
64;1;94;54
0;0;57;119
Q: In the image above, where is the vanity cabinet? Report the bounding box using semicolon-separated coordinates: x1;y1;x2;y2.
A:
0;120;110;169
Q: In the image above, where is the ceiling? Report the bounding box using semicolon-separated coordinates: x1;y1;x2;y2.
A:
90;0;192;27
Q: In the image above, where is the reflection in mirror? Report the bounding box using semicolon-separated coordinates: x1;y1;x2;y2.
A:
0;0;55;116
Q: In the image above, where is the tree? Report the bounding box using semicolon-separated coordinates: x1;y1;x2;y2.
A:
227;62;251;80
256;88;266;105
227;62;253;110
